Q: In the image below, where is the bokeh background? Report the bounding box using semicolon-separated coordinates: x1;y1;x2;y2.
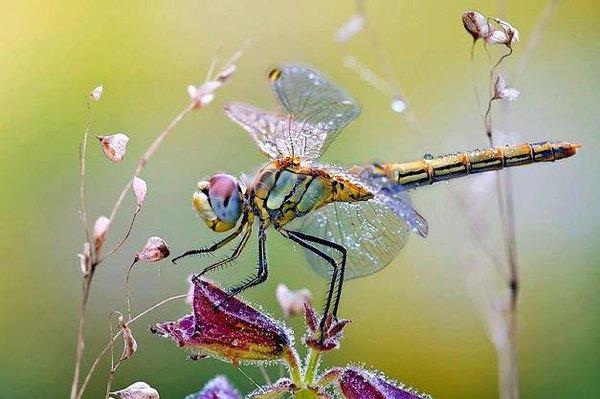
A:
1;0;598;398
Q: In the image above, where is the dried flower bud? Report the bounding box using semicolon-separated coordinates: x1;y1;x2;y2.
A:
151;278;293;364
493;75;521;101
90;85;103;101
132;177;147;209
276;284;312;317
112;382;159;399
97;134;129;163
93;216;111;255
188;81;221;109
185;376;241;399
78;242;91;276
485;29;509;45
135;236;170;262
334;13;365;43
303;304;350;352
462;11;490;41
118;315;137;361
216;64;237;83
494;17;519;46
484;17;519;47
338;367;432;399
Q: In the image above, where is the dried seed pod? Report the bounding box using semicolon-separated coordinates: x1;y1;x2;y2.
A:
132;177;147;209
118;315;137;361
92;216;111;255
97;134;129;162
90;85;103;101
78;242;91;276
276;284;312;317
462;11;490;41
493;75;521;101
135;236;170;262
112;382;159;399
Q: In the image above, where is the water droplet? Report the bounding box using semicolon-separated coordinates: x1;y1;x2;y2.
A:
390;98;406;113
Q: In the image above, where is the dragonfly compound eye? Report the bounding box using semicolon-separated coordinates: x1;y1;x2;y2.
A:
192;174;242;232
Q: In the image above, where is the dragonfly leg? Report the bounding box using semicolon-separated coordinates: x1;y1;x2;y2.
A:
190;227;252;284
215;227;269;308
282;229;346;332
171;220;247;264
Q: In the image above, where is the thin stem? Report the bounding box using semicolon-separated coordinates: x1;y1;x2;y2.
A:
125;260;138;321
79;101;94;254
258;364;272;385
493;46;513;70
284;347;303;387
70;100;96;399
77;293;187;399
469;41;485;123
96;209;140;265
513;0;560;83
357;1;428;148
104;312;121;399
304;348;321;386
107;101;196;224
236;367;261;389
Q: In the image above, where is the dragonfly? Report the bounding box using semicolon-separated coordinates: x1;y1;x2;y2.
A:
172;64;580;330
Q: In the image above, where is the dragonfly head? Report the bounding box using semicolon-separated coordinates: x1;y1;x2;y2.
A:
192;173;243;232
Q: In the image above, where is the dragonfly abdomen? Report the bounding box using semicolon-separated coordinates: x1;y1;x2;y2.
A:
365;141;580;190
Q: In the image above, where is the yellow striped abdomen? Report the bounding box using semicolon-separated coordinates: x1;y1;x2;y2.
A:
359;141;580;190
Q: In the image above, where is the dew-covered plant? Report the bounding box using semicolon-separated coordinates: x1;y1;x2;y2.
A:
69;48;244;399
150;277;432;399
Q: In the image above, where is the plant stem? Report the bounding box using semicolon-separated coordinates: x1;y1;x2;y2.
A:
77;293;187;399
284;347;303;387
107;101;195;224
303;348;321;386
70;272;94;399
79;101;93;252
125;260;138;321
96;209;140;265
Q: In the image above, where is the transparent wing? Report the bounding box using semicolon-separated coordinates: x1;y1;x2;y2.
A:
291;167;428;280
224;102;324;160
293;200;410;279
268;64;361;160
357;167;429;238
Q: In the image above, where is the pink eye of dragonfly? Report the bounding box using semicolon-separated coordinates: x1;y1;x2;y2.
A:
173;64;580;332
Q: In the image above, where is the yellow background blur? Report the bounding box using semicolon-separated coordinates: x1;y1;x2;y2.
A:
1;1;598;398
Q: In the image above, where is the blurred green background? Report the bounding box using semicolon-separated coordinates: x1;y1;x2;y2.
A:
1;0;598;398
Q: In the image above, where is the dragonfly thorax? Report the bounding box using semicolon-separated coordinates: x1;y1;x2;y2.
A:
250;158;373;229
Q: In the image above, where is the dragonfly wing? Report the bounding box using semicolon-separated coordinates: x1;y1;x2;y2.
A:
356;168;429;238
293;200;410;280
224;102;289;159
269;65;361;160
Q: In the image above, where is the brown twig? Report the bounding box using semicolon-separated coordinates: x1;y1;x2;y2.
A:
107;101;196;225
69;100;195;399
77;294;187;399
96;208;140;265
125;260;138;321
